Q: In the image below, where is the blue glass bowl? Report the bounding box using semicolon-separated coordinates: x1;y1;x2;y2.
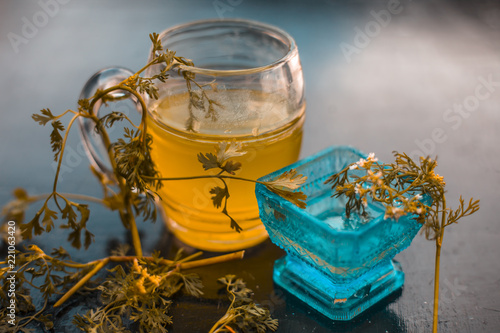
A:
255;146;422;321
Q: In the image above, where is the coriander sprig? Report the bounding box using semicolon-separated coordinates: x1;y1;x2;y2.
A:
0;244;245;332
326;151;479;333
149;141;307;232
209;275;278;333
1;31;307;332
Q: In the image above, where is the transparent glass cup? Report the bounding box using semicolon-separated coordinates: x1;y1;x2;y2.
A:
79;19;306;252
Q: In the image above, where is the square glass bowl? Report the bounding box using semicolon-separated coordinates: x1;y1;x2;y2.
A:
255;146;422;320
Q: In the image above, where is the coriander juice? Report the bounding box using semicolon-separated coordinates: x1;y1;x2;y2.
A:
147;89;305;251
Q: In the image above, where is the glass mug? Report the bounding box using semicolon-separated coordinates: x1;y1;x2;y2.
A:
79;19;305;252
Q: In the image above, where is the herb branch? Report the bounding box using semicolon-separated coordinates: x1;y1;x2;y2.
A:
147;141;307;232
326;151;479;333
209;275;278;333
1;32;305;332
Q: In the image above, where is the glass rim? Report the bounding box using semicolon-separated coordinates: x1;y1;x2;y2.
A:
154;18;298;77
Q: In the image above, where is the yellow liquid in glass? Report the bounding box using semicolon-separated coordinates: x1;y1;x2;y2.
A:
147;89;305;251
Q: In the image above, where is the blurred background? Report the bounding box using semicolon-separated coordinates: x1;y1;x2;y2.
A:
1;0;499;332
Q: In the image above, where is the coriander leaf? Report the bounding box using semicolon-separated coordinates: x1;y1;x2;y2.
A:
61;202;77;228
266;186;307;209
221;160;241;175
181;273;204;297
229;215;243;233
84;230;94;249
32;108;56;126
216;141;246;164
205;102;218;121
149;32;163;52
185;113;198;132
198;152;219;171
42;206;57;233
265;169;307;190
98;111;128;132
21;211;44;239
67;229;82;249
189;91;204;110
210;186;228;209
213;275;278;332
78;99;91;113
76;204;90;227
51;246;70;260
50;120;65;161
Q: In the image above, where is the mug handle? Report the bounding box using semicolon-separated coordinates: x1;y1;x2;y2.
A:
78;67;143;181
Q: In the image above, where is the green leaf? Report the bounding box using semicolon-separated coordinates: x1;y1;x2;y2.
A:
76;204;90;228
98;111;128;132
218;275;235;286
205;102;218;121
67;229;82;249
78;99;90;113
216;141;246;164
181;273;204;297
51;246;70;260
149;32;163;52
42;206;57;232
229;215;243;233
40;275;55;299
21;212;44;239
189;91;204;110
185;114;198;132
133;192;158;223
61;202;77;228
213;275;278;332
198;152;219;171
210;186;227;209
221;160;241;175
50;120;65;161
32;108;56;126
84;230;95;249
138;78;160;100
265;169;307;190
267;186;307;209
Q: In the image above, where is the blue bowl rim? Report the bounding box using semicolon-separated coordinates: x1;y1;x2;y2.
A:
256;145;421;237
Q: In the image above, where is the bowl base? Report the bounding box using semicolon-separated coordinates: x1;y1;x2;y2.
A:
273;256;404;321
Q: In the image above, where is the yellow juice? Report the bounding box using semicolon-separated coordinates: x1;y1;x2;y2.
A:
147;89;305;251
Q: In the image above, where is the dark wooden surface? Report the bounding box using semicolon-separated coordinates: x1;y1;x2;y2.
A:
1;0;499;332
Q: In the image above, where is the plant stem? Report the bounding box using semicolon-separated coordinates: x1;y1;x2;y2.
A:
433;195;446;333
88;109;143;256
177;250;244;270
146;174;269;186
52;114;80;194
51;250;245;308
127;208;143;257
54;258;109;307
87;82;156;257
17;299;49;328
113;85;150;150
433;238;441;333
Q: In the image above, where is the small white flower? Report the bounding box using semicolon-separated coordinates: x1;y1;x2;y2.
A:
384;206;406;220
356;158;367;168
367;152;378;162
352;153;378;170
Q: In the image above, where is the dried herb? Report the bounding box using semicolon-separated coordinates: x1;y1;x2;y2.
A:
209;275;278;333
0;32;307;332
326;151;479;333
